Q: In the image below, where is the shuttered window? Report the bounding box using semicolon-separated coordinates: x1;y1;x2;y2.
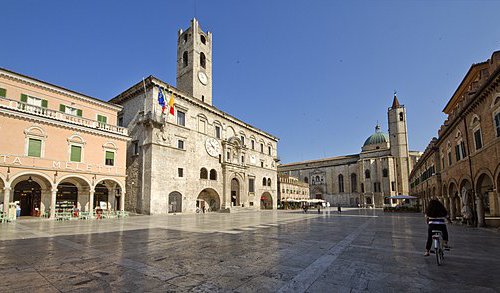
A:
60;104;82;116
0;88;6;97
105;151;114;166
70;145;82;162
97;115;107;124
495;112;500;137
21;94;47;108
28;138;42;157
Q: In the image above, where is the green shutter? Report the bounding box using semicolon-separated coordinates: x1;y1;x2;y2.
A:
105;151;114;160
77;109;83;117
0;88;6;97
20;94;28;103
97;115;107;123
28;139;42;157
59;104;66;112
70;145;82;162
41;99;48;108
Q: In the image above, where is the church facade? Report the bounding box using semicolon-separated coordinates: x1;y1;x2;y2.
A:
111;19;279;214
279;96;421;208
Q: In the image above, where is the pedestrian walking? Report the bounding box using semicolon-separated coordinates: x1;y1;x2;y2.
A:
317;205;321;214
337;206;342;213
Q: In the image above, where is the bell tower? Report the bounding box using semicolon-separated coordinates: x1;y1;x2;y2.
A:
388;93;410;194
176;18;213;105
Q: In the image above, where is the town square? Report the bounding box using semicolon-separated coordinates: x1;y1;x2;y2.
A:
1;0;500;292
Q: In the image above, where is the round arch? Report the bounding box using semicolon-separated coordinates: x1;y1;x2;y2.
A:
474;168;494;187
197;188;220;212
168;191;182;213
94;177;125;191
476;172;494;216
260;192;273;210
94;178;124;211
10;171;53;190
57;174;92;189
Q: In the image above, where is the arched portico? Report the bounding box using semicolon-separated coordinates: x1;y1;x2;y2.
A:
260;192;273;210
9;172;53;218
476;172;494;222
197;188;220;212
56;175;92;212
230;178;240;207
93;178;125;212
168;191;182;213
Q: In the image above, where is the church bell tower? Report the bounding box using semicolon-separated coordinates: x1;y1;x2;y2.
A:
176;18;213;105
388;94;410;195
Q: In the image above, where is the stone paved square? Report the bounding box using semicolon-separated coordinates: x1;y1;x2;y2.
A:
0;209;499;292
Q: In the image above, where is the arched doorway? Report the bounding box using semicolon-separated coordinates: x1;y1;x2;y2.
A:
94;183;109;210
13;178;41;217
168;191;182;213
476;173;494;216
261;192;273;209
231;178;240;207
197;188;220;212
56;182;78;211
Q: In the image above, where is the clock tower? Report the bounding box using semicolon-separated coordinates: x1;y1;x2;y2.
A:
176;18;213;105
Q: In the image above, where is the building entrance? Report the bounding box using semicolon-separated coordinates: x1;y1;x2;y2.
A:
13;178;41;217
94;183;109;210
231;178;240;207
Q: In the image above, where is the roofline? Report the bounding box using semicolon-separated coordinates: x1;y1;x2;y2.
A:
279;154;360;167
0;67;123;111
110;75;279;141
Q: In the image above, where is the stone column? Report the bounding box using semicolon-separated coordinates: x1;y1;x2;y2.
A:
50;188;57;219
120;188;125;211
476;192;485;227
3;187;11;215
487;191;497;217
89;189;95;215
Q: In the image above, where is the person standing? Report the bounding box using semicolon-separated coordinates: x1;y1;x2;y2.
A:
337;206;342;213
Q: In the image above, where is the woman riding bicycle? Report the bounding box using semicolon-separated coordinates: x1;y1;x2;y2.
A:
424;199;450;256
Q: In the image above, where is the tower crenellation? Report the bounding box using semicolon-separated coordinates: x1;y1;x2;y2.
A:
176;18;213;105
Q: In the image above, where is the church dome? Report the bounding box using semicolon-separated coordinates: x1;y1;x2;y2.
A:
363;125;389;147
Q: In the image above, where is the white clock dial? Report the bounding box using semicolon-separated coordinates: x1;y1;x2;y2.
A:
198;71;208;85
205;137;220;157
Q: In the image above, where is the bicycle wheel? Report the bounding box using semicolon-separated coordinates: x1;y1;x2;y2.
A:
436;247;443;266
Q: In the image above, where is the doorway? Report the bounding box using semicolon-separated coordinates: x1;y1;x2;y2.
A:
13;179;41;217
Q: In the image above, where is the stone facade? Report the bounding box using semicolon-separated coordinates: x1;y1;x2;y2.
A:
279;97;421;208
0;68;128;219
410;50;500;227
277;175;310;202
110;19;279;215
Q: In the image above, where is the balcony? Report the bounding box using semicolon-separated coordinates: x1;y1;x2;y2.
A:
0;97;128;136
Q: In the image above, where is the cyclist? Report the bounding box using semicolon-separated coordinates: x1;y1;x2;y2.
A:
424;199;450;256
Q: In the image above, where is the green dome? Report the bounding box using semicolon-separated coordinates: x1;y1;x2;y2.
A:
363;125;389;146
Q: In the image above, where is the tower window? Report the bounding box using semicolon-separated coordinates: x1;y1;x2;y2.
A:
365;169;370;179
382;168;388;177
202;95;205;102
200;52;206;69
200;35;206;44
183;34;188;44
399;112;404;121
183;51;188;68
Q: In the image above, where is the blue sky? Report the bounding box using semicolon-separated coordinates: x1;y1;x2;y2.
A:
2;0;500;163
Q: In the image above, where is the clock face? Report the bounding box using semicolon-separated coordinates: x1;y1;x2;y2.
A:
205;137;220;157
198;71;208;85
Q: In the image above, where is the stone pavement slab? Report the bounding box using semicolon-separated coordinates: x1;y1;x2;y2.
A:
0;208;499;292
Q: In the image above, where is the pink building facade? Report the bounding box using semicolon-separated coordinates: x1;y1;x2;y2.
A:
0;68;128;219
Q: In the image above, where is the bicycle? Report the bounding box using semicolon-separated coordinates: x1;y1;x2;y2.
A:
432;230;444;266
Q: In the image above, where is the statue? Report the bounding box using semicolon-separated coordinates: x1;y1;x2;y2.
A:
461;187;472;221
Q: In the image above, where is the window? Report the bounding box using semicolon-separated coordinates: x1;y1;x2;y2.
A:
262;177;267;186
261;161;264;168
391;181;396;191
460;141;467;158
399;112;404;121
474;129;483;150
251;140;255;150
177;140;184;150
178;168;184;177
455;144;461;161
210;169;217;180
200;52;206;69
21;94;47;108
241;155;245;164
240;136;245;145
361;183;364;193
260;143;264;153
338;174;344;193
200;168;208;179
97;114;107;124
105;151;115;166
495;112;500;137
200;35;206;44
27;138;42;157
374;182;381;192
70;145;82;162
133;141;139;155
118;116;124;127
177;110;186;126
183;34;188;43
382;168;388;177
304;177;308;183
365;169;370;179
227;151;231;160
60;104;82;116
448;151;452;166
0;88;6;97
268;146;272;155
249;178;255;193
267;178;271;186
183;51;188;67
215;125;221;139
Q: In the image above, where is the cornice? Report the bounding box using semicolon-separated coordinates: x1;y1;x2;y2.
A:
0;68;122;112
